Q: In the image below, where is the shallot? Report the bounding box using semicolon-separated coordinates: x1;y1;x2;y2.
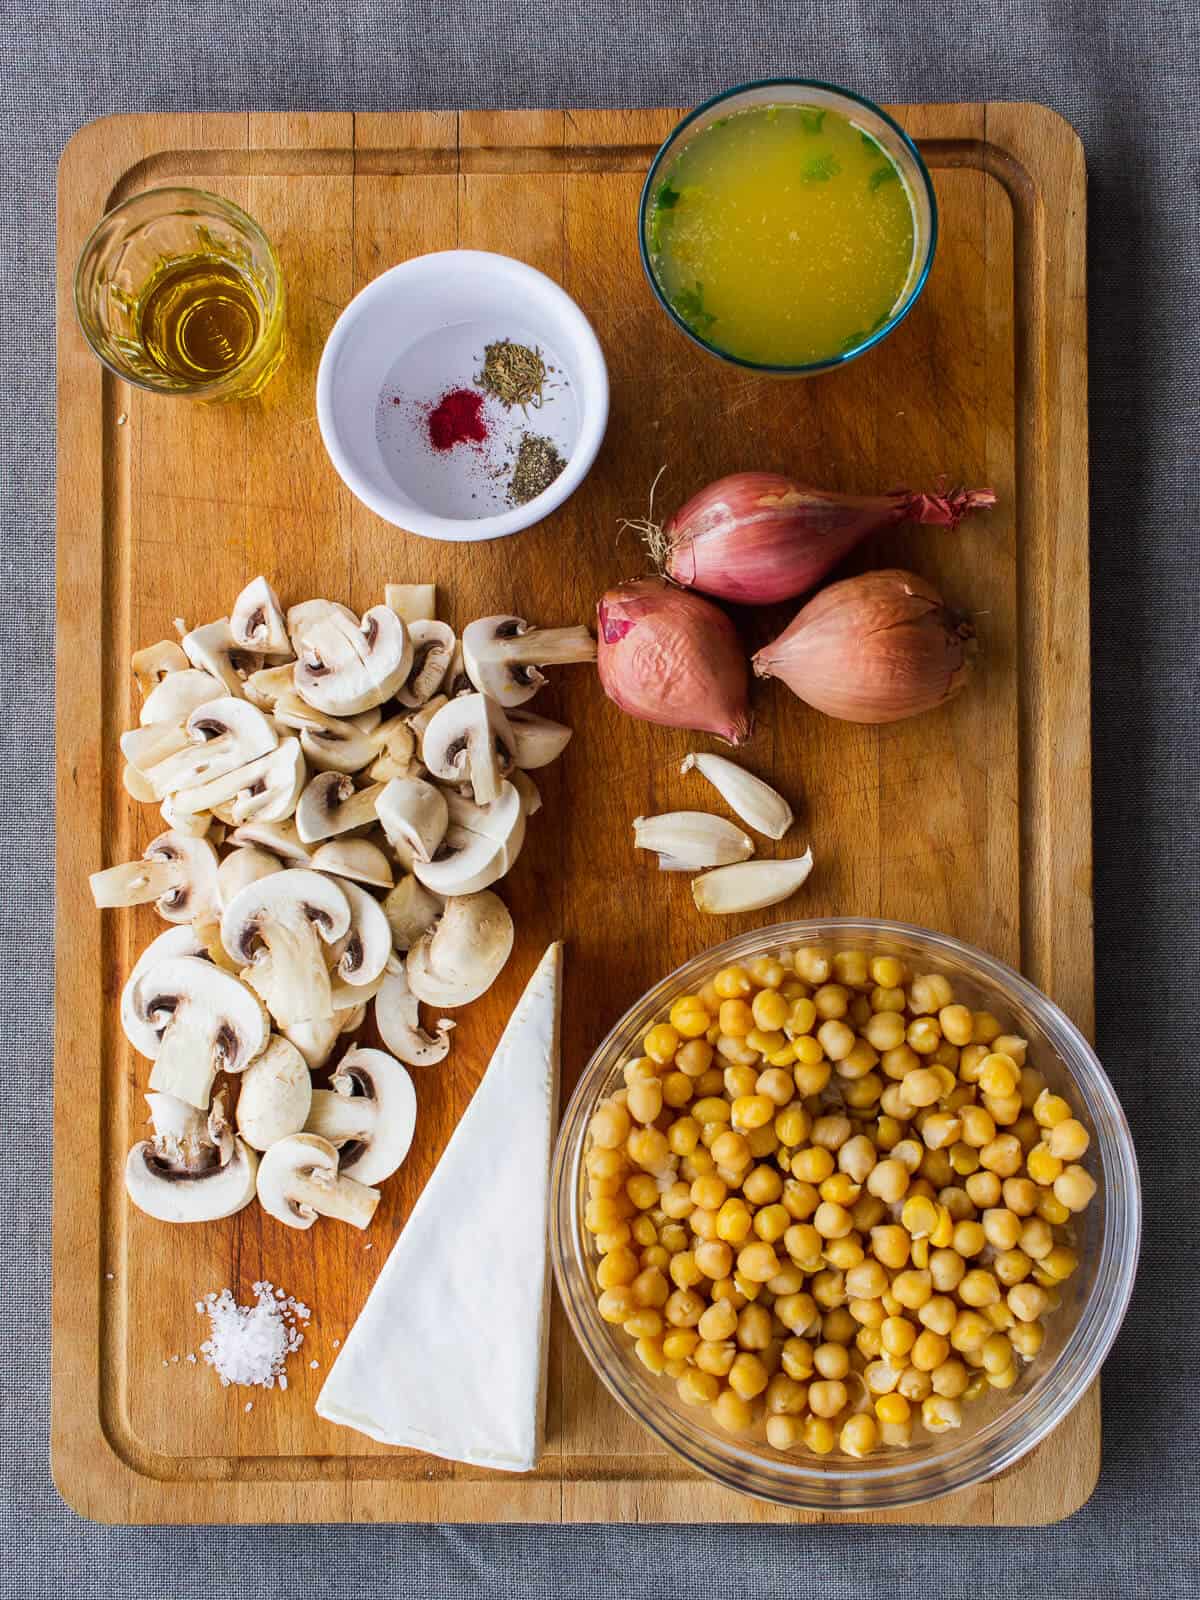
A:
596;579;753;745
642;471;995;605
752;569;975;725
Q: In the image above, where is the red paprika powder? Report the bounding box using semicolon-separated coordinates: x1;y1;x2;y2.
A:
427;388;488;451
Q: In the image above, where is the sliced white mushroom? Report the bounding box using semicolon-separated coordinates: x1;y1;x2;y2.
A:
442;639;474;698
228;817;311;863
309;838;394;888
272;689;377;775
384;582;437;624
121;719;192;773
234;1035;312;1151
374;963;454;1067
381;875;443;952
158;795;213;838
216;846;282;910
182;618;263;697
633;812;755;871
141;696;278;799
327;878;392;989
139;668;225;726
411;825;505;896
131;639;189;699
123;764;158;804
230;576;291;656
243;662;297;710
351;706;383;735
280;1012;342;1069
171;738;305;823
375;777;448;863
461;614;596;707
256;1132;380;1230
137;955;269;1108
509;768;542;816
420;692;515;805
90;831;219;923
120;924;210;1058
125;1090;258;1223
403;694;448;764
366;713;419;782
338;1003;366;1035
505;706;573;769
220;868;350;1027
295;772;386;844
441;781;526;875
690;849;815;915
305;1047;417;1185
406;890;514;1008
290;601;412;716
396;620;456;708
680;752;794;840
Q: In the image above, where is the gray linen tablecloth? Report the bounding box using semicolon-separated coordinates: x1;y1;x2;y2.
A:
2;2;1196;1594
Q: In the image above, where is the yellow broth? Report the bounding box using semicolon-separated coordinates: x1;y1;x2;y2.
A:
646;104;918;366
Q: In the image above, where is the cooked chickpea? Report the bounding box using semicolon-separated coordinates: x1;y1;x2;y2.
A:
711;1387;754;1432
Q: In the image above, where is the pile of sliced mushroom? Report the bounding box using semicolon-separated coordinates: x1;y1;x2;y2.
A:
94;575;592;1228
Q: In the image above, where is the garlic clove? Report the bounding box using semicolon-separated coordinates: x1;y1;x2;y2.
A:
690;849;814;915
633;811;754;870
681;752;794;841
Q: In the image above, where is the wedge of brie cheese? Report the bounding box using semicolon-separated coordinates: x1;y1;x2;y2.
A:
316;941;562;1471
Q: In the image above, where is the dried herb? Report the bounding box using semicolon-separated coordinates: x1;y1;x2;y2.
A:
509;433;566;506
478;339;547;409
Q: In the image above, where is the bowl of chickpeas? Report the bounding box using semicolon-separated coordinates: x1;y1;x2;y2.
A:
550;919;1139;1510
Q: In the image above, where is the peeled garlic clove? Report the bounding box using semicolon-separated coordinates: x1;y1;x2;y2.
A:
691;849;814;915
633;811;754;870
681;752;794;841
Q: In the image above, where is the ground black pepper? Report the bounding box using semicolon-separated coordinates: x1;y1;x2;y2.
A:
508;433;566;505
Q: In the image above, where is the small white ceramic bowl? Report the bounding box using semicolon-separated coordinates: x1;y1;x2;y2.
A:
316;250;609;541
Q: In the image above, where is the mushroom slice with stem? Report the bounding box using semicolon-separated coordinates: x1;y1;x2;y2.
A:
420;692;515;805
309;838;394;889
170;737;305;823
366;714;419;782
243;662;297;710
374;962;454;1067
506;706;573;769
121;719;193;773
159;795;213;839
231;576;292;656
290;602;413;717
221;867;350;1027
272;690;377;775
256;1132;380;1230
305;1047;417;1185
90;831;220;923
229;817;311;864
406;890;514;1008
120;924;210;1058
384;582;436;625
411;825;505;897
137;956;269;1108
442;780;526;874
139;668;225;726
142;696;278;799
396;620;456;709
376;776;448;863
295;772;386;844
461;614;596;708
234;1035;312;1151
327;878;392;990
125;1090;258;1223
182;618;264;697
131;639;189;699
216;846;283;910
381;875;443;952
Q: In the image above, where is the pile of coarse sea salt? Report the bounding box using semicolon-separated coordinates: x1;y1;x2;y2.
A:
196;1281;310;1391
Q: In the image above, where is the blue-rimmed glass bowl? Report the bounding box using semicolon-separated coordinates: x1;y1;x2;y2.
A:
638;80;938;376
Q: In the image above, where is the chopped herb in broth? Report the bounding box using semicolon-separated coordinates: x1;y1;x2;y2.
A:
647;102;917;365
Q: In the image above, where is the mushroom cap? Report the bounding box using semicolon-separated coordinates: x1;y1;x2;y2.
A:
376;776;449;863
139;668;225;726
309;838;394;888
509;768;542;816
120;925;210;1058
306;1047;417;1185
295;771;386;844
144;831;221;922
125;1127;258;1222
328;878;392;988
132;638;190;698
406;890;514;1008
137;955;270;1107
506;706;574;769
273;690;377;775
412;824;506;897
182;618;264;697
229;817;311;863
374;966;454;1067
256;1131;381;1230
291;603;413;717
145;696;278;799
234;1035;313;1151
231;576;291;656
461;615;597;707
396;620;456;708
220;867;351;967
217;846;283;910
419;692;514;805
381;875;443;952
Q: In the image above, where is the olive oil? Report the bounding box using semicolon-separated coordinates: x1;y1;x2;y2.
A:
647;104;918;366
138;258;263;382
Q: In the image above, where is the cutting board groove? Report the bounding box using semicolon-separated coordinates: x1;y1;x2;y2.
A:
54;105;1091;1525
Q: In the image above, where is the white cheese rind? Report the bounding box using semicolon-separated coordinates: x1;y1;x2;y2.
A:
315;941;562;1470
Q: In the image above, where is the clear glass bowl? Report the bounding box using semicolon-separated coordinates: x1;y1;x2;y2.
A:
550;919;1140;1511
638;80;938;375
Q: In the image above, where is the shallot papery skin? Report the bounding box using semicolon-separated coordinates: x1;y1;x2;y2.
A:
752;569;976;725
662;471;996;605
597;579;753;745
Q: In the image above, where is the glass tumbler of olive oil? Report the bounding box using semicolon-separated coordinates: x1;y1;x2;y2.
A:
74;187;285;401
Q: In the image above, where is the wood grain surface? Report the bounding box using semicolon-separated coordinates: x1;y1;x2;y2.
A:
53;105;1091;1525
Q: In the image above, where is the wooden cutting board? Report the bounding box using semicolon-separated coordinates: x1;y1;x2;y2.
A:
53;105;1091;1525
